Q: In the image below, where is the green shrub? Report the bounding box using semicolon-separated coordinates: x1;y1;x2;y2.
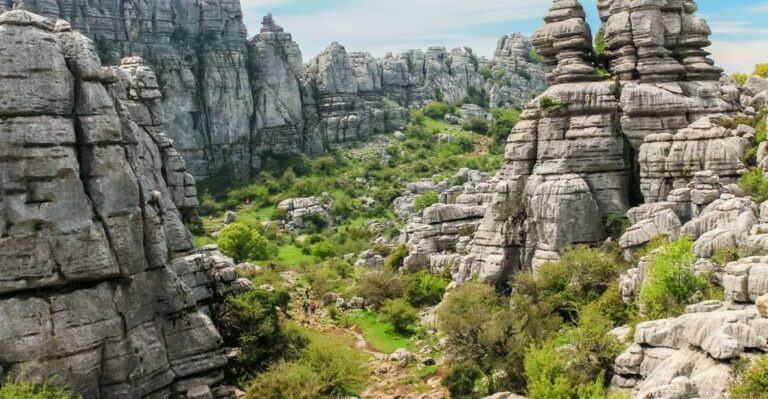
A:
524;308;622;399
730;355;768;399
522;246;617;321
310;242;335;260
479;65;493;80
711;246;740;266
216;223;269;263
437;282;503;369
199;193;224;216
755;64;768;78
489;108;521;145
269;206;288;221
559;308;624;387
227;184;270;209
245;327;368;399
524;342;570;399
539;97;566;114
0;381;80;399
413;192;439;213
409;109;426;125
639;236;708;318
424;102;456;120
527;48;544;64
605;213;630;241
379;298;419;334
442;362;484;399
462;119;490;134
223;290;305;376
464;87;489;108
404;271;449;307
301;212;329;234
453;134;476;153
732;72;749;85
245;362;323;399
307;266;339;298
594;34;606;56
588;283;633;327
355;269;404;308
384;244;409;270
739;168;768;202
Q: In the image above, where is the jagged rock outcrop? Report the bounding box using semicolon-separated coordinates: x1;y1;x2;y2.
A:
394;169;496;278
0;2;545;179
0;11;235;397
10;0;254;179
457;0;743;282
610;181;768;398
251;14;320;155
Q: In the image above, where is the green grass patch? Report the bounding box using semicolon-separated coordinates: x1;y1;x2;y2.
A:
416;365;439;379
346;311;415;354
277;245;318;268
193;235;216;247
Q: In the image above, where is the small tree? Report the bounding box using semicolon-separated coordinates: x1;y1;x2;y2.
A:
404;271;449;307
216;223;269;263
379;298;419;334
355;269;404;308
639;236;708;318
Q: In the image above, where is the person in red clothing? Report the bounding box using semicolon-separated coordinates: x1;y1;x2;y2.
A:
309;302;317;316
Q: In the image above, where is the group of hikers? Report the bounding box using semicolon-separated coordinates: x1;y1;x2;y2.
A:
301;289;317;316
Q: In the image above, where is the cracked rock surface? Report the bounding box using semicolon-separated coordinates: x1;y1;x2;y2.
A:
0;11;234;398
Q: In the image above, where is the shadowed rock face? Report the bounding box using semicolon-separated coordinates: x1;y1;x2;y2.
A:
0;11;234;397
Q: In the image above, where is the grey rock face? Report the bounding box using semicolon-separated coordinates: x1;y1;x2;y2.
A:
461;0;742;284
14;0;253;179
251;14;314;155
0;11;233;397
0;3;545;179
392;169;497;280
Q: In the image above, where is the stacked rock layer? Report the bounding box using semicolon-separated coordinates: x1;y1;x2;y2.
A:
454;0;743;282
0;11;236;398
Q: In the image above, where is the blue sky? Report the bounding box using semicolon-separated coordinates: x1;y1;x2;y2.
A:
242;0;768;73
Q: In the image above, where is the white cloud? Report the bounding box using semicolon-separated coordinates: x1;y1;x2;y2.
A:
709;40;768;73
709;21;768;36
747;2;768;13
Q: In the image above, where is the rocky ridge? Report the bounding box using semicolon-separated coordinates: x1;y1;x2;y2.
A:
452;0;742;284
1;2;545;179
0;10;239;398
391;0;745;288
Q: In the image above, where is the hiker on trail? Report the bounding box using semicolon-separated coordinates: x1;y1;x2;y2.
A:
302;301;309;315
309;302;317;316
305;289;311;300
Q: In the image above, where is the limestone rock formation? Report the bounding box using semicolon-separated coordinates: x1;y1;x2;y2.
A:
455;0;742;283
251;14;320;155
1;2;546;179
0;11;234;397
10;0;254;179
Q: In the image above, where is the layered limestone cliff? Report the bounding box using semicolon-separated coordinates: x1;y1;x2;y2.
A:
0;11;236;397
10;0;254;179
1;2;545;179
